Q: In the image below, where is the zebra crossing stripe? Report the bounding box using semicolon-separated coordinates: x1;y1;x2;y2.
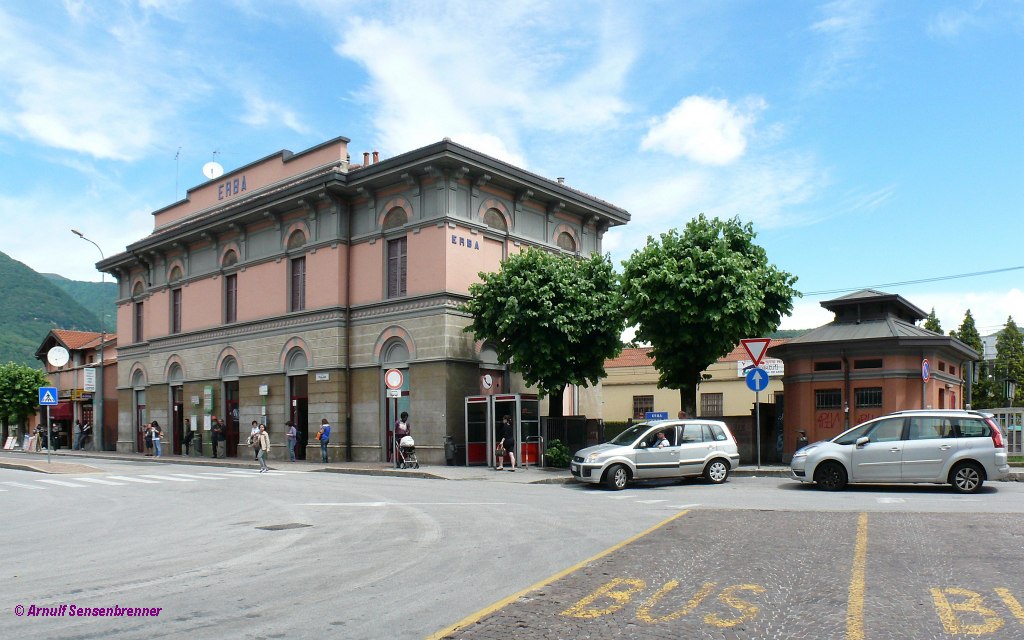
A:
35;479;87;488
171;473;227;480
75;477;127;486
106;475;161;484
140;475;196;482
1;481;46;490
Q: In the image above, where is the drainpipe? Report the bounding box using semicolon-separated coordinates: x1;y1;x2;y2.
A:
841;350;850;430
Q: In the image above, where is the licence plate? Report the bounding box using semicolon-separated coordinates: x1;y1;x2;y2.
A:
571;463;578;474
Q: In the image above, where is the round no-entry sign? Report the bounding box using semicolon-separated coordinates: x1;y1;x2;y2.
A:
384;368;404;390
922;358;930;382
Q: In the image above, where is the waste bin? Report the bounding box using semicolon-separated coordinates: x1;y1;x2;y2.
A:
444;436;456;466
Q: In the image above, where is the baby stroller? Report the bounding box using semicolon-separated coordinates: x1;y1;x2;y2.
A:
396;435;419;469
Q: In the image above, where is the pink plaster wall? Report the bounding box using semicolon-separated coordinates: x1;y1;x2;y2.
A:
350;242;383;305
306;245;344;309
154;140;349;229
182;278;224;330
443;225;507;294
238;261;287;318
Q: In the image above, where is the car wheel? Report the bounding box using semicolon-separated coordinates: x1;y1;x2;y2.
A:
604;464;630;490
950;462;984;494
814;461;848;491
703;458;730;484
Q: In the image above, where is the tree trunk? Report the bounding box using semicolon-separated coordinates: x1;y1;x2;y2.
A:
548;385;565;418
678;386;697;419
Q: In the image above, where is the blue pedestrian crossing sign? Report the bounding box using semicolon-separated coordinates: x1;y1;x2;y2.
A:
39;387;58;406
745;368;770;392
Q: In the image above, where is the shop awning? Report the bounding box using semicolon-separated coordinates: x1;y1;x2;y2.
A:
48;402;73;420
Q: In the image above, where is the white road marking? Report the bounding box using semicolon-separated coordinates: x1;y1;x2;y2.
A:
140;475;195;482
75;477;127;486
1;481;46;490
637;499;667;504
877;498;906;504
35;479;87;488
171;473;227;480
670;503;702;510
106;475;161;484
606;494;637;499
197;472;258;479
300;502;506;507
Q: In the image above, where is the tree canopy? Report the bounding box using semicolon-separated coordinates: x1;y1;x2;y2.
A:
995;316;1024;406
620;214;798;416
0;361;49;427
923;307;942;333
462;248;624;414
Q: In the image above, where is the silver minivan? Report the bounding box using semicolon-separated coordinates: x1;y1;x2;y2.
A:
789;409;1010;493
571;420;740;490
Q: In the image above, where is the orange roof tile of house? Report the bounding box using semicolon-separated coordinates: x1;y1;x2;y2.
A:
51;329;104;350
606;339;790;368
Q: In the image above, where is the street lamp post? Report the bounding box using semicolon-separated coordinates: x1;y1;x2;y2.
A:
72;229;106;452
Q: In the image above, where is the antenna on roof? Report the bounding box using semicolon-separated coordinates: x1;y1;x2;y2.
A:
175;147;182;200
203;150;224;180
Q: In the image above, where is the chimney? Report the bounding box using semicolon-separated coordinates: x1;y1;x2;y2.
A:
372;150;379;164
363;152;370;166
557;177;565;184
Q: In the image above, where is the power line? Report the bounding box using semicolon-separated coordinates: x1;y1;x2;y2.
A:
801;265;1024;297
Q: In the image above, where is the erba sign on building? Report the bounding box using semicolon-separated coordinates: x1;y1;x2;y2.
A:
736;358;784;377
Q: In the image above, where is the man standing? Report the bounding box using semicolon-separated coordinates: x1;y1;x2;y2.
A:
183;418;193;456
211;416;224;458
318;418;331;463
286;420;297;462
249;420;260;460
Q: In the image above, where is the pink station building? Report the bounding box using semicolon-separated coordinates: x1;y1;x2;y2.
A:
97;137;630;463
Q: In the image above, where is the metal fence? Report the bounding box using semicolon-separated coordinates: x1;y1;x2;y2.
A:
988;408;1023;455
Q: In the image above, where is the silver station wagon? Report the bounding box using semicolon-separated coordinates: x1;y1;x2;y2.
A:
790;409;1010;493
571;420;741;490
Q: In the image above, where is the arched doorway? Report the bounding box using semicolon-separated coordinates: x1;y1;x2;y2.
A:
132;369;147;453
221;357;240;458
381;339;410;463
286;348;309;461
168;363;184;455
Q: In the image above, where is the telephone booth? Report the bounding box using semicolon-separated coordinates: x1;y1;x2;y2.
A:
463;394;540;467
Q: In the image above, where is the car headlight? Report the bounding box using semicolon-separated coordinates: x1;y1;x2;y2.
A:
585;452;603;463
791;451;807;461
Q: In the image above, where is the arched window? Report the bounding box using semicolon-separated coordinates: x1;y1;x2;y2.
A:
556;231;577;252
220;356;240;381
286;348;309;374
222;250;238;268
132;281;145;343
167;363;183;386
383;207;408;231
383;339;409;366
287;230;307;251
168;266;183;283
483;209;507;232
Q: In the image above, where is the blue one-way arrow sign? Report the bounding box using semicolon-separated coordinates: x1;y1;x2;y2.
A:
745;368;770;392
39;387;58;406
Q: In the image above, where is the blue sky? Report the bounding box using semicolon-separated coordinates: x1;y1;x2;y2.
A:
1;0;1021;336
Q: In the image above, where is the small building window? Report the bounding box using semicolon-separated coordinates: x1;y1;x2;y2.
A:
700;393;723;416
483;209;507;232
387;237;407;298
222;250;238;268
855;387;883;408
287;230;307;251
632;395;654;419
556;231;577;252
134;301;144;343
225;274;237;324
814;361;842;372
171;288;182;334
815;389;842;410
290;257;306;312
853;359;882;369
168;265;183;283
383;207;408;231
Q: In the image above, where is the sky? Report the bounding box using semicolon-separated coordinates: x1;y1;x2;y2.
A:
0;0;1021;337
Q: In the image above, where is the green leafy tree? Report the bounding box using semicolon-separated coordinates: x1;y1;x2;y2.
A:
923;307;942;333
995;316;1024;406
950;310;993;408
620;214;798;416
0;361;49;442
462;248;624;416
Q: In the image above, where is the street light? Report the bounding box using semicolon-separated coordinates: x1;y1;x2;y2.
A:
71;229;106;452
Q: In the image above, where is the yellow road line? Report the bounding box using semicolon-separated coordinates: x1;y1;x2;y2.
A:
424;509;691;640
846;512;868;640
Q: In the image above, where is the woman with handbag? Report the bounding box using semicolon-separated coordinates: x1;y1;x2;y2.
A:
496;414;516;472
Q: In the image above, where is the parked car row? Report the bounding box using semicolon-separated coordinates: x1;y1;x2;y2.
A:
571;409;1010;494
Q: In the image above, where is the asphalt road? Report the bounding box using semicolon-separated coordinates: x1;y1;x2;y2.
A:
2;460;1022;640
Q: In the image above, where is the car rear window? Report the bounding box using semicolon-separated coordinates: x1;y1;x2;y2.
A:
708;424;728;441
956;418;990;438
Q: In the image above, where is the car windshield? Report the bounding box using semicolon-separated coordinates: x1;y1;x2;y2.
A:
608;424;651;445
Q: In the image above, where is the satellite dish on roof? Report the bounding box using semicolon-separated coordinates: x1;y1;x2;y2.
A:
202;161;224;179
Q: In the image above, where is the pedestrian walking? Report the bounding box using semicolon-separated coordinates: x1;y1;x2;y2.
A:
316;418;331;463
257;423;271;473
51;423;61;450
151;420;163;457
183;418;193;455
144;423;154;456
249;420;260;460
74;420;85;450
211;416;224;458
496;414;516;471
394;412;410;469
286;420;297;462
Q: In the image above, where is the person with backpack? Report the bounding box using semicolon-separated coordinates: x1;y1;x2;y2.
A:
316;418;331;463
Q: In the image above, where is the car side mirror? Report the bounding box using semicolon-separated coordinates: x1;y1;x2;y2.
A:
856;436;870;447
637;442;648;449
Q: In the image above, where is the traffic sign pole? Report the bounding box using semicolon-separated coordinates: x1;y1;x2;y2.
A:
756;389;761;471
46;406;51;464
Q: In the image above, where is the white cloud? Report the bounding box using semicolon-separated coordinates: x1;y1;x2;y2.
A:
806;0;877;91
927;8;981;39
640;95;767;166
240;95;311;135
329;2;635;164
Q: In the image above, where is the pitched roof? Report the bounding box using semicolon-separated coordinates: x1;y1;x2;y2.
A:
51;329;104;350
606;339;790;368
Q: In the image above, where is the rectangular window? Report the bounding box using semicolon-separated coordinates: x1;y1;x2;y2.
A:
290;257;306;312
853;359;882;369
133;302;144;343
387;237;408;298
171;289;182;334
225;274;237;323
700;393;723;416
814;361;842;371
632;395;654;419
815;389;842;410
854;387;883;408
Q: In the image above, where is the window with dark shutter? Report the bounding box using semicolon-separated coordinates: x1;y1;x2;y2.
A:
225;274;237;323
171;289;182;334
387;237;407;298
290;257;306;312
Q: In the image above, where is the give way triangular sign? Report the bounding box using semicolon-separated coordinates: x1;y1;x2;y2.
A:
741;338;772;367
